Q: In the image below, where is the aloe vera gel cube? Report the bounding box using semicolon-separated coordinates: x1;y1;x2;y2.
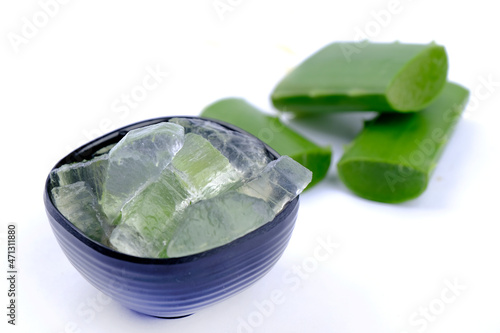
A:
170;117;273;178
236;156;312;214
51;181;106;243
50;154;109;199
100;122;185;223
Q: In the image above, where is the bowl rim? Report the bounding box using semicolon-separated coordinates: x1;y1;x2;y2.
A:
44;115;299;265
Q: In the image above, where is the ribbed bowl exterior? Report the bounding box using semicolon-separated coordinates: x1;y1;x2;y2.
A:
43;116;299;318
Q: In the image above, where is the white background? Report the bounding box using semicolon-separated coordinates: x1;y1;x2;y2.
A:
1;1;499;332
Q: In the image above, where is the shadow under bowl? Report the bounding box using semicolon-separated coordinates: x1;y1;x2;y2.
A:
43;116;300;318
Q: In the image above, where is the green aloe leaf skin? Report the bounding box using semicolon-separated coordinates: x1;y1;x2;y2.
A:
271;41;448;114
201;98;332;189
337;82;469;203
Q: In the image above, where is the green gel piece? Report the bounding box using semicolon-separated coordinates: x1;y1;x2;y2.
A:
169;133;241;200
271;42;448;114
50;154;108;199
166;191;275;258
108;170;190;257
201;98;331;189
51;182;107;243
337;82;469;203
169;117;273;179
236;156;312;214
100;122;185;223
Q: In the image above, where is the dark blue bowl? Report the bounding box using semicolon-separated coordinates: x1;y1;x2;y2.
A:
43;116;299;318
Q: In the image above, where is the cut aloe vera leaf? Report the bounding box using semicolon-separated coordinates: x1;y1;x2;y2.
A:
271;42;448;114
201;98;331;189
337;82;469;203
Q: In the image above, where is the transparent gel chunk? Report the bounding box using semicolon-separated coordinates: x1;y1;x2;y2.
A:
109;170;190;257
109;224;160;258
169;132;241;200
170;118;272;178
167;191;275;258
51;181;107;243
236;156;312;214
100;122;185;222
50;154;109;199
109;133;240;257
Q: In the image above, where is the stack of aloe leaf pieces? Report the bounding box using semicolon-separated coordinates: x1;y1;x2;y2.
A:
202;41;470;203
